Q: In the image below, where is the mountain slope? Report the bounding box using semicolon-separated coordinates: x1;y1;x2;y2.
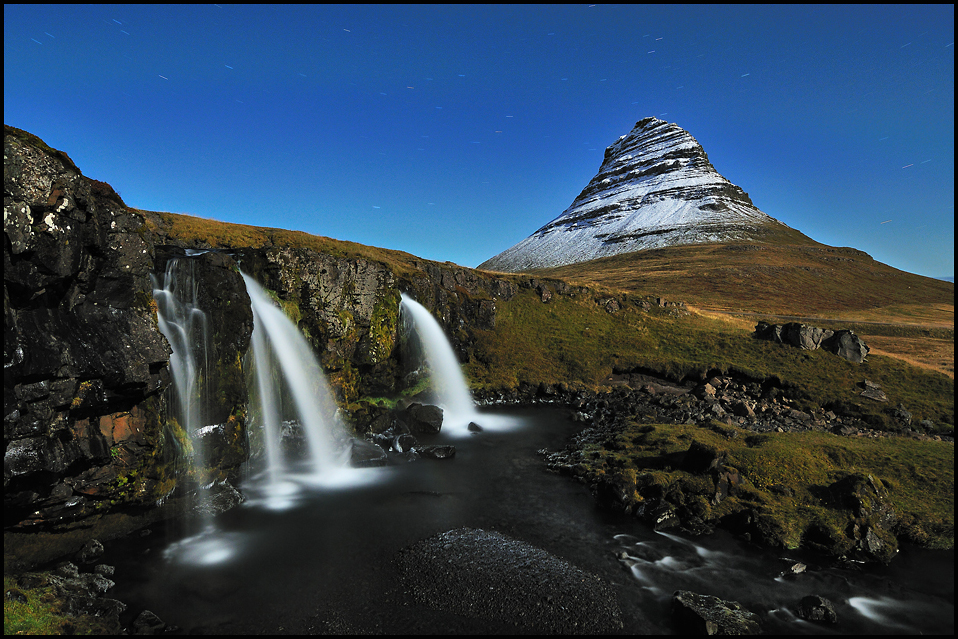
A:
531;241;954;317
480;117;799;272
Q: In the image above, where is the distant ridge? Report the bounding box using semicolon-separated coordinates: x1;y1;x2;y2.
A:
480;117;801;272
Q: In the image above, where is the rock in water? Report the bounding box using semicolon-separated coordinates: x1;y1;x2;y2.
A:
671;590;762;635
479;117;788;271
396;527;623;633
797;595;838;623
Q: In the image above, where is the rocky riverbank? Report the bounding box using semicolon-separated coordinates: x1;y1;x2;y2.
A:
476;375;953;564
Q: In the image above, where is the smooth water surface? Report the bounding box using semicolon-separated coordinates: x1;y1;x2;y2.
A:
103;407;954;634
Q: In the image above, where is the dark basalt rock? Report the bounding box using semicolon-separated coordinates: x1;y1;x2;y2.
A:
681;440;726;474
797;594;838;624
402;403;444;434
4;128;253;555
14;562;126;633
5;127;173;535
418;444;456;460
349;439;388;468
825;473;898;562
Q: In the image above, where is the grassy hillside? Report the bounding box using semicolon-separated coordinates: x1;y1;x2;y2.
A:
526;241;953;317
465;287;954;430
142;209;432;279
518;239;954;378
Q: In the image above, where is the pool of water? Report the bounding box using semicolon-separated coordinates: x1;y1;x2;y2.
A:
102;406;954;634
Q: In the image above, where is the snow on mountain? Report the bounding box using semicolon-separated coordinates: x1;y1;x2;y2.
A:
480;117;788;272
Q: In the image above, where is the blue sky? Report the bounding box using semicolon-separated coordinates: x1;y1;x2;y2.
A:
4;4;954;279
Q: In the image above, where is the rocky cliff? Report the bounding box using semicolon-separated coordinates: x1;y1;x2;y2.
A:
3;128;258;567
5;126;174;539
3;125;524;558
480;117;796;272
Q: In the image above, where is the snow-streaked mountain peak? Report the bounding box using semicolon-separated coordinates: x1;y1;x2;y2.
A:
479;117;785;272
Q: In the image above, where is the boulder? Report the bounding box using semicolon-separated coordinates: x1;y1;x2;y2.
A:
860;379;888;402
392;433;419;453
418;444;456;460
822;329;870;363
826;473;898;562
349;439;388;468
781;322;834;350
131;609;166;635
671;590;761;635
754;322;868;363
797;595;838;623
403;403;444;434
681;440;726;474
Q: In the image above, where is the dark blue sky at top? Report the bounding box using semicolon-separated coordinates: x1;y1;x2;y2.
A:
4;4;954;278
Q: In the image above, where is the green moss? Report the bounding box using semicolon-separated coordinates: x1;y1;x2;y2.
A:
366;289;400;364
2;574;120;635
575;421;954;552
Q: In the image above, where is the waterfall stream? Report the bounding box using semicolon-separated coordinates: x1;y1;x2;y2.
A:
240;273;362;509
151;258;213;527
399;294;479;434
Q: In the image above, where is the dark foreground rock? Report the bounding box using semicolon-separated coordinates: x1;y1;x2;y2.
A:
396;527;623;633
672;590;762;635
797;594;838;624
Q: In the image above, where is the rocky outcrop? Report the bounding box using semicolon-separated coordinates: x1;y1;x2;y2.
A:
5;126;175;534
231;246;519;403
822;473;898;563
796;594;838;624
671;590;761;635
11;560;127;634
4;128;253;559
754;321;870;363
534;372;945;563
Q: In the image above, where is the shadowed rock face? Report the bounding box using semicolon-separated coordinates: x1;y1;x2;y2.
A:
480;116;787;272
5;126;174;533
4;128;253;545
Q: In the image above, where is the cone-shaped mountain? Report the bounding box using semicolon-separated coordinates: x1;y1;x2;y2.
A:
480;117;797;272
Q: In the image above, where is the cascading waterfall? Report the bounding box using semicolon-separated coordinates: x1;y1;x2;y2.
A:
151;257;214;528
400;293;480;434
242;273;353;506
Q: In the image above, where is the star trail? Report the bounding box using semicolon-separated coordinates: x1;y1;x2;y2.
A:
3;4;954;278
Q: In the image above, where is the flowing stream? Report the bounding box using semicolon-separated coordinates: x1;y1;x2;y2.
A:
102;405;953;634
133;275;952;633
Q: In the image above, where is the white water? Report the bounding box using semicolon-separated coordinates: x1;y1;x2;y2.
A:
151;259;213;527
241;273;355;508
400;294;479;435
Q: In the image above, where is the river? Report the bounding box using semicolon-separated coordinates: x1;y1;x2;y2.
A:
102;405;954;634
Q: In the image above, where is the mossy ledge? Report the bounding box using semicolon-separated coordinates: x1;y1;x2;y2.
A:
539;388;953;563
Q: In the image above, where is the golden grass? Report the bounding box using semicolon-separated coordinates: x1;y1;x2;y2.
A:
864;336;955;379
534;241;954;317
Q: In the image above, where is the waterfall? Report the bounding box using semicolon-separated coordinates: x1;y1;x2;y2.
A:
400;294;479;434
151;258;214;528
241;273;352;504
